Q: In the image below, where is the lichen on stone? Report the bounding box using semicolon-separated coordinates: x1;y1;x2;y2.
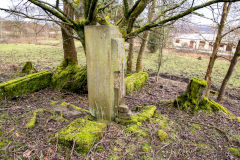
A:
56;118;107;154
0;71;52;100
51;59;87;93
158;130;168;142
124;72;149;95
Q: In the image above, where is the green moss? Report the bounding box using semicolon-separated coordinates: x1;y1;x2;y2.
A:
51;59;87;93
0;71;52;100
158;130;168;142
21;61;37;74
210;90;219;95
142;144;151;152
49;115;68;123
131;105;156;123
192;123;201;130
13;61;37;78
60;102;90;114
124;72;149;94
50;100;57;106
0;141;8;148
227;147;240;157
125;123;148;137
56;118;107;154
152;114;169;129
25;109;44;128
237;117;240;123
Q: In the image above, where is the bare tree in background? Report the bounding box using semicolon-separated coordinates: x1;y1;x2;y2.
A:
61;1;78;63
126;0;134;75
217;40;240;101
136;0;157;72
1;0;239;55
205;2;232;97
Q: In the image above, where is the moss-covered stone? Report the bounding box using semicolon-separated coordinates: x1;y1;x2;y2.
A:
13;61;37;78
25;109;57;128
158;130;168;142
131;105;156;123
56;118;107;154
60;102;90;114
173;77;230;114
51;59;87;93
25;109;45;128
124;72;149;95
0;71;52;100
21;61;37;74
227;147;240;157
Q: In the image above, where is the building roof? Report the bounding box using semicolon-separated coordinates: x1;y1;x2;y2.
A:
175;33;238;43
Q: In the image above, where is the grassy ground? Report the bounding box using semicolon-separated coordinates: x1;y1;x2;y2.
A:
0;42;239;88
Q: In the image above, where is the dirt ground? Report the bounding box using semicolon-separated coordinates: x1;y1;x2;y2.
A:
0;74;239;160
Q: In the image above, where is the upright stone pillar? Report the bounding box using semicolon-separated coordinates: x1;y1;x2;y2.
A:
85;25;125;121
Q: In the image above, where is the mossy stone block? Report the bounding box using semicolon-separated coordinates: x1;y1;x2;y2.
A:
124;72;149;95
56;118;107;154
0;71;52;100
131;105;156;123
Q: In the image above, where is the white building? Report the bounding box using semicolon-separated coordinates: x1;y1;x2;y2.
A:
172;34;237;54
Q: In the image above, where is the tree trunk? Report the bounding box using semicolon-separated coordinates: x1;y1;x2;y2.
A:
61;2;78;63
126;38;134;74
136;0;156;72
156;27;165;82
217;40;240;101
204;2;231;97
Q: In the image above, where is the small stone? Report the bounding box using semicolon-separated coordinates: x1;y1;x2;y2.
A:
118;110;132;120
118;104;129;113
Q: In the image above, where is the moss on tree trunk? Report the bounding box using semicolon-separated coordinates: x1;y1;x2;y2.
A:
51;59;87;93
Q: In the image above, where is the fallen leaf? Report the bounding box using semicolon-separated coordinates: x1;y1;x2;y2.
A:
48;147;55;154
43;156;49;160
23;149;32;158
15;133;20;137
